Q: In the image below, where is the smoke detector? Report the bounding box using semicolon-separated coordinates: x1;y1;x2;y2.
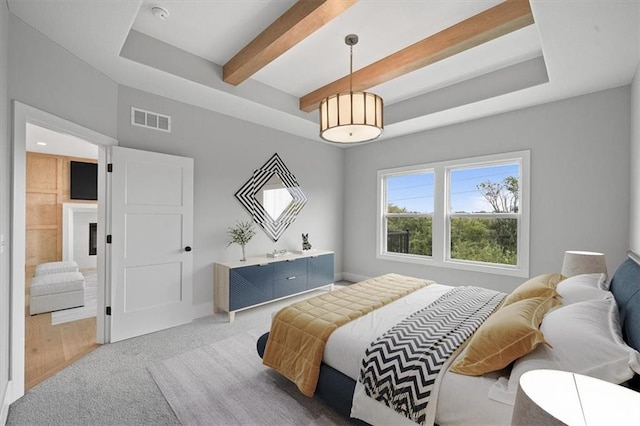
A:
151;6;169;21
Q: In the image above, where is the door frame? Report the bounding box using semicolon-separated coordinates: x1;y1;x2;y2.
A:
9;101;117;403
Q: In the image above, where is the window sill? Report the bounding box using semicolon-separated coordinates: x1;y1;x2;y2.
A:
377;252;529;278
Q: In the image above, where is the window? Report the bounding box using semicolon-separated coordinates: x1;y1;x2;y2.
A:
448;163;520;265
384;172;434;256
378;151;529;277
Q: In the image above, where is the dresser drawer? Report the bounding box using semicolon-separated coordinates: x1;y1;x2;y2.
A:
274;275;308;299
228;263;273;310
273;258;307;280
307;253;334;290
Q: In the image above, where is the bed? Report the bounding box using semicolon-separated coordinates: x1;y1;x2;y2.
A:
257;252;640;425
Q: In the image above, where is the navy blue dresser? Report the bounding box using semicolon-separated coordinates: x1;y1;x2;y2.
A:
214;250;334;321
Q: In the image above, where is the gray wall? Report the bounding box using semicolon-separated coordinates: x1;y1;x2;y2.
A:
0;0;10;415
344;87;631;293
631;65;640;254
8;15;118;139
117;86;344;317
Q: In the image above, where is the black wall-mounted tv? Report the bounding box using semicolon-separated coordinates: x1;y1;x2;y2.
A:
70;161;98;201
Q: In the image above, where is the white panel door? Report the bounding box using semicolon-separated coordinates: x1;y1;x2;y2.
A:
109;146;193;342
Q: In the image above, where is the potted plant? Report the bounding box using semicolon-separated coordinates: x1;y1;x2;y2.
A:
227;220;256;261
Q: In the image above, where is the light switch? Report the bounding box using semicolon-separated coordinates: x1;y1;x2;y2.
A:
0;233;5;254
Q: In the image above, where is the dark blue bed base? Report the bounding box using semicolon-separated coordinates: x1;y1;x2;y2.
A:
257;253;640;420
256;333;362;421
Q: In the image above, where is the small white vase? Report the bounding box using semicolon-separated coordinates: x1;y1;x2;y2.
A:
241;245;247;261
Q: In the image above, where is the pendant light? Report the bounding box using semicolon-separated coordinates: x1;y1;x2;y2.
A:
319;34;384;144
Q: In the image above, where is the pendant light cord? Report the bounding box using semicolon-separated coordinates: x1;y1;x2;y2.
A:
349;44;353;93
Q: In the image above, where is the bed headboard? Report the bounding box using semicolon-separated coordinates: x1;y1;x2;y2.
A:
609;251;640;352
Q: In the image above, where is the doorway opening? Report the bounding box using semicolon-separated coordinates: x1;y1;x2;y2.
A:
10;101;117;402
24;123;100;389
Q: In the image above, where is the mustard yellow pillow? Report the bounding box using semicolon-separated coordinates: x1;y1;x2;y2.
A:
501;273;563;307
450;296;560;376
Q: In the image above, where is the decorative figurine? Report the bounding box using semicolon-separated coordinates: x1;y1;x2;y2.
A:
302;233;312;251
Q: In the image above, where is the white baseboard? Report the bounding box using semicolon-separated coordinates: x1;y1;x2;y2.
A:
192;301;213;320
341;272;370;283
1;381;12;425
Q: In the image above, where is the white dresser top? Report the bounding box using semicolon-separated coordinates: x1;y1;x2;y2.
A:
215;249;333;269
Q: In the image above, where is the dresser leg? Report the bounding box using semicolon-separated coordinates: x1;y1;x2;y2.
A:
229;312;235;322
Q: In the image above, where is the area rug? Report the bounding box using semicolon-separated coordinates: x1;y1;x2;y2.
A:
51;270;97;325
147;329;350;426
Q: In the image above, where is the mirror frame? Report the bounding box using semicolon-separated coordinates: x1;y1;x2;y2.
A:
235;153;307;242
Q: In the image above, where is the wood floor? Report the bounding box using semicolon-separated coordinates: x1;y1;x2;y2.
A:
25;272;100;390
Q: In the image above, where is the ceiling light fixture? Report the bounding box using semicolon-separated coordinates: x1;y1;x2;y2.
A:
36;141;47;146
151;6;169;21
319;34;383;144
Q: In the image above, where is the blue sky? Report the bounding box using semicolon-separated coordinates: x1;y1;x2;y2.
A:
387;163;519;213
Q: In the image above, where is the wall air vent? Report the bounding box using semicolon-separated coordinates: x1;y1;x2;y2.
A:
131;107;171;132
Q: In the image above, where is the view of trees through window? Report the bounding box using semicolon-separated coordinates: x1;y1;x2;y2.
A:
386;171;434;256
387;212;433;256
385;163;520;266
450;216;517;264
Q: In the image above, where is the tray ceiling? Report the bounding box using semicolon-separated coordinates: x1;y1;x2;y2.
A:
7;0;640;145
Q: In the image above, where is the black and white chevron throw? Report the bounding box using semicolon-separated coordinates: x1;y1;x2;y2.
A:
359;286;505;425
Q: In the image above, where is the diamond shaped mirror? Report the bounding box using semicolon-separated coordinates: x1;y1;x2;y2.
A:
257;172;293;222
235;153;307;242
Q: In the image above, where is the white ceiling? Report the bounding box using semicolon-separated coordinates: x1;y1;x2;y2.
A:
7;1;640;146
26;123;98;159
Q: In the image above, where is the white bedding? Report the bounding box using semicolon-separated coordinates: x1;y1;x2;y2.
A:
324;283;453;379
323;283;513;426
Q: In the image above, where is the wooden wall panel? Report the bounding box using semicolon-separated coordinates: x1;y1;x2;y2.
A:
26;155;58;192
26;229;58;267
26;193;57;227
25;152;97;275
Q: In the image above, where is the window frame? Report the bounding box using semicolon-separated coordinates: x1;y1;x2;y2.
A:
377;150;530;277
381;168;435;258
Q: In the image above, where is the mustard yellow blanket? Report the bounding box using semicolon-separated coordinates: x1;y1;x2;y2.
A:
262;273;434;396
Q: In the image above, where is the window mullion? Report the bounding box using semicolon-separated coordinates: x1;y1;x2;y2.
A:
386;213;432;218
449;213;520;219
432;164;446;263
377;171;386;254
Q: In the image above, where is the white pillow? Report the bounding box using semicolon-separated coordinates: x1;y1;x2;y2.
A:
561;273;606;288
488;297;640;405
556;274;611;305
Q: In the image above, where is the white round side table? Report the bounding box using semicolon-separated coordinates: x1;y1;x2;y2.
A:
511;369;640;426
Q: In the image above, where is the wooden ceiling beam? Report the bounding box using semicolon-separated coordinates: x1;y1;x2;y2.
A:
223;0;358;86
299;0;534;112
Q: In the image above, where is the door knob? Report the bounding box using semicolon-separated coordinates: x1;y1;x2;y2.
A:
185;246;192;252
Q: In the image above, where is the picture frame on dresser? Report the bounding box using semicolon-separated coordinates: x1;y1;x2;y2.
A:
214;250;334;322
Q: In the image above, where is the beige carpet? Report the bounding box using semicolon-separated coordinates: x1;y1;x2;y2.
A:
148;328;351;426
